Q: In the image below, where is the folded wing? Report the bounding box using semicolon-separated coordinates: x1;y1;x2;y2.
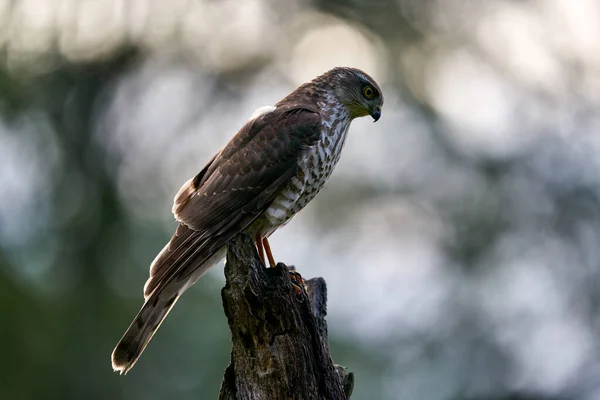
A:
143;104;323;299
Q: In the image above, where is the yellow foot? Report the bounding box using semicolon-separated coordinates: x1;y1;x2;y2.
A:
287;266;307;296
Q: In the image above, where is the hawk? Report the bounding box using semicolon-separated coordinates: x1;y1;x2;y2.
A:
111;67;384;374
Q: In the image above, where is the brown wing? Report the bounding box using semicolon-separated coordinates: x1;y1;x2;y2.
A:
143;105;322;298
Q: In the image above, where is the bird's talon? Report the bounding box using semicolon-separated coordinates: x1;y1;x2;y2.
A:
288;270;307;296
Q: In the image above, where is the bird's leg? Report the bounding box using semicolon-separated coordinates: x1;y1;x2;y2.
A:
262;237;276;267
287;265;307;296
261;237;305;295
255;234;266;266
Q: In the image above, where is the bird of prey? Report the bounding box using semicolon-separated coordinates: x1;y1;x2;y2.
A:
111;67;384;374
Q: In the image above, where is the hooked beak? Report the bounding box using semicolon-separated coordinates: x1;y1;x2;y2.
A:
370;106;382;122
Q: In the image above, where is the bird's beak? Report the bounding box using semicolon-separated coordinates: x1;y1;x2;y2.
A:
370;106;382;122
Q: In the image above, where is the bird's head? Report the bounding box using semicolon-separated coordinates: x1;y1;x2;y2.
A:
323;67;384;122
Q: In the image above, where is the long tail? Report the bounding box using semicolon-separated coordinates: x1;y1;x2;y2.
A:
111;286;181;374
111;223;226;374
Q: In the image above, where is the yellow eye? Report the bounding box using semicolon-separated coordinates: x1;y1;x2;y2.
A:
363;86;374;99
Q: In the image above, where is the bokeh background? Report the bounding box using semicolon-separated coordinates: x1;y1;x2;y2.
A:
2;0;600;399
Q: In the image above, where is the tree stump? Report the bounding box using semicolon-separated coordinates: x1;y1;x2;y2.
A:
218;233;354;400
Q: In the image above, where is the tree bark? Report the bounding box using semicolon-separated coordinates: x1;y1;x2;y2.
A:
218;233;354;400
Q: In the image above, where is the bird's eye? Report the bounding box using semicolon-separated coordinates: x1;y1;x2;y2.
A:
363;86;374;99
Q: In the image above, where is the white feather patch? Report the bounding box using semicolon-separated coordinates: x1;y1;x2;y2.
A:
249;105;276;120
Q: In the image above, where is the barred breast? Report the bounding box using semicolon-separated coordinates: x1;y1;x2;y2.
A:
260;102;352;236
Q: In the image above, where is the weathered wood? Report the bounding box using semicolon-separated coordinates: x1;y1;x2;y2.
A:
218;233;352;400
305;276;354;398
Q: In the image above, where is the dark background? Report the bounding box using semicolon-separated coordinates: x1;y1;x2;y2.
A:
2;0;600;399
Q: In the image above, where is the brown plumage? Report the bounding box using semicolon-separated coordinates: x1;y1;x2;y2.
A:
111;67;384;374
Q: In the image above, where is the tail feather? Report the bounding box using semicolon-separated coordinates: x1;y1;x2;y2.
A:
143;223;206;299
111;213;230;374
111;291;180;374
